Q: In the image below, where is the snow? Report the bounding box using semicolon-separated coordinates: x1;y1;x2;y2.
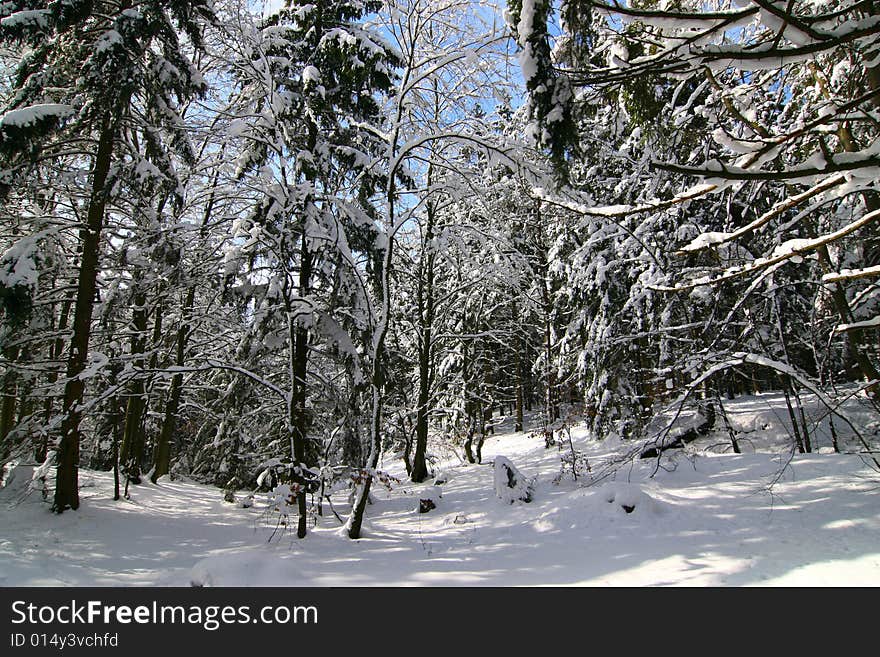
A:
823;265;880;283
711;127;761;155
2;395;879;587
518;43;538;83
0;104;74;129
771;238;812;259
95;29;122;53
835;316;880;333
493;456;533;504
680;231;733;252
75;351;109;381
0;9;49;29
302;65;321;85
517;0;536;46
0;238;39;288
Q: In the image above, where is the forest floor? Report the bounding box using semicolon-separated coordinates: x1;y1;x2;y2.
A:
2;391;880;586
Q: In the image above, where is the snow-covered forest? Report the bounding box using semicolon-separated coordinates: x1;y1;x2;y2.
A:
1;0;880;586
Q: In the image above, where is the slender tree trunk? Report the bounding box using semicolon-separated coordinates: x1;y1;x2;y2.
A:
816;246;880;395
716;393;741;454
411;336;431;481
463;414;475;464
14;346;31;428
461;339;476;464
515;321;525;433
53;115;117;513
151;147;223;483
40;296;72;462
475;406;486;465
347;38;410;538
347;378;384;539
119;290;148;484
151;291;191;483
0;344;19;458
112;424;120;501
542;274;557;424
348;185;395;540
289;231;313;539
411;193;436;483
782;382;806;454
152;373;180;482
807;61;880;396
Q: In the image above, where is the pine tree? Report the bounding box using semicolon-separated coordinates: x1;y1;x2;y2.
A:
226;0;399;537
0;0;215;511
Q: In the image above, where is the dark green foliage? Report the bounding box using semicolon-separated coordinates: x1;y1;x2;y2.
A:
506;0;578;174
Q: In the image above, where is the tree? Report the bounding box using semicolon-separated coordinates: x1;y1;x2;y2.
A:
219;0;399;537
344;0;520;536
507;1;880;448
0;0;215;512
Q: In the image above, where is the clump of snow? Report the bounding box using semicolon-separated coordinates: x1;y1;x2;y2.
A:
0;104;73;129
597;482;661;516
0;461;50;503
0;9;49;29
417;485;443;513
494;456;534;504
518;43;538;83
76;351;109;381
771;238;812;259
835;316;880;333
227;118;248;138
516;0;536;46
302;65;321;85
95;29;122;53
269;483;295;519
0;237;40;289
680;231;733;253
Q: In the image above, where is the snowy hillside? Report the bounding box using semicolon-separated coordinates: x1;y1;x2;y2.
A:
2;394;878;587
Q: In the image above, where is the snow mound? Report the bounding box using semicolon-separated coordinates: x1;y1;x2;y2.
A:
189;550;302;587
421;485;442;501
369;493;421;513
587;482;665;517
443;513;471;526
0;462;50;504
494;456;533;504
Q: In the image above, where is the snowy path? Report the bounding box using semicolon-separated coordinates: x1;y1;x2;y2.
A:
2;424;879;586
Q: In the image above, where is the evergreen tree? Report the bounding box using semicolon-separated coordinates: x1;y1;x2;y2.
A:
0;0;215;511
224;0;399;537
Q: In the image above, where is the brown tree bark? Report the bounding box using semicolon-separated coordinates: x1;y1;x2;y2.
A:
411;192;436;483
54;114;118;513
0;344;19;458
119;290;149;484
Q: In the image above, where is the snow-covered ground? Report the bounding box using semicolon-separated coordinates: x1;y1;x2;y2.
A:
2;393;879;587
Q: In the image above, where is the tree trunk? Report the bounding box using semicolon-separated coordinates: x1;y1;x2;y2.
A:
0;344;19;458
151;148;222;483
152;291;187;484
515;327;525;433
53;115;117;513
411;258;434;480
542;277;557;424
40;295;72;463
14;346;32;428
119;290;148;484
347;382;384;539
411;334;431;481
348;191;395;540
347;473;372;540
287;218;314;538
807;60;880;396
